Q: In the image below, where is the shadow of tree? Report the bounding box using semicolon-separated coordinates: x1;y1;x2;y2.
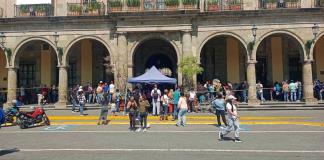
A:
0;148;20;156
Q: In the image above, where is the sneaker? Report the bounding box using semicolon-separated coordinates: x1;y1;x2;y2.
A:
136;128;141;132
143;128;147;132
218;132;224;141
234;138;242;143
72;111;76;113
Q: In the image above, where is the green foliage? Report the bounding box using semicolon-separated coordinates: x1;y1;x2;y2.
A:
179;55;204;88
182;0;198;5
165;0;180;6
207;0;219;5
285;0;298;2
266;0;277;3
69;4;82;12
126;0;141;7
19;5;29;13
108;0;123;7
229;0;240;5
248;41;255;51
90;1;101;10
35;5;46;12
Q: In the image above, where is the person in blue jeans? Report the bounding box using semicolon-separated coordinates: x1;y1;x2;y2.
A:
176;92;188;127
212;93;227;127
172;87;180;121
77;88;87;116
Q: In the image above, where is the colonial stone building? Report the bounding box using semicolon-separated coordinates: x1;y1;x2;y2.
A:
0;0;323;108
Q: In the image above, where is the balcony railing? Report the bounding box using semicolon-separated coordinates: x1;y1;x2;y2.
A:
205;0;243;12
107;0;199;12
14;4;53;17
315;0;324;7
67;1;105;16
259;0;301;9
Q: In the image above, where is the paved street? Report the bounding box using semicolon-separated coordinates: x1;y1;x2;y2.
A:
1;110;324;160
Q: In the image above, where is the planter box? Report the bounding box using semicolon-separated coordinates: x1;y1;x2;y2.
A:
229;5;241;10
89;9;99;15
128;6;140;12
166;5;178;11
207;4;219;11
36;11;46;16
286;2;298;8
183;4;196;10
110;7;122;12
19;12;30;17
265;3;276;9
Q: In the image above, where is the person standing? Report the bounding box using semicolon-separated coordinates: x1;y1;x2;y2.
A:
127;96;138;131
212;93;227;127
139;96;150;132
240;81;248;103
96;81;104;105
151;84;161;116
218;95;242;143
256;81;265;102
109;81;115;103
296;80;302;101
172;87;180;121
161;89;169;120
289;80;297;102
176;92;188;127
77;87;87;116
188;88;196;113
103;83;110;105
115;89;121;112
282;81;289;102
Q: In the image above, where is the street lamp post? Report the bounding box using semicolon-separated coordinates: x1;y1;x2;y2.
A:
248;25;258;60
53;32;63;65
54;32;59;47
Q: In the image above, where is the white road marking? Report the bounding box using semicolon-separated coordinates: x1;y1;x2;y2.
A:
1;130;324;133
1;148;324;153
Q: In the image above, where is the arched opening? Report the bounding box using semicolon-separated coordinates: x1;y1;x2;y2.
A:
133;39;178;78
66;39;113;87
15;40;58;104
255;34;304;100
199;36;247;85
312;35;324;100
0;49;7;103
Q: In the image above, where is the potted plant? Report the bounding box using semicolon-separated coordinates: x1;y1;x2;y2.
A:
229;0;241;10
89;1;101;15
108;0;123;12
265;0;277;9
35;5;46;16
126;0;141;11
19;5;29;17
182;0;198;10
165;0;179;10
207;0;219;11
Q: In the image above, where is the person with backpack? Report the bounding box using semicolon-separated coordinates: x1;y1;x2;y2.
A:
151;84;161;116
212;93;227;127
218;95;242;143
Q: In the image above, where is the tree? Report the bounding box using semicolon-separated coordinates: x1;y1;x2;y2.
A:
179;55;203;91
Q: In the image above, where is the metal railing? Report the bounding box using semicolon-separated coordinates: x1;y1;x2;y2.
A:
107;0;199;13
315;0;324;7
259;0;301;9
14;4;53;17
205;0;243;12
67;1;105;16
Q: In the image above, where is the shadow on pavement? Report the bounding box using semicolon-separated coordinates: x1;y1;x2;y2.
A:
0;148;20;156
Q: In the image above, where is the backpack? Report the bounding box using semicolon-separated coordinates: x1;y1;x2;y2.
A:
153;89;159;100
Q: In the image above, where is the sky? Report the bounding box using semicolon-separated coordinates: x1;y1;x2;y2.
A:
16;0;51;5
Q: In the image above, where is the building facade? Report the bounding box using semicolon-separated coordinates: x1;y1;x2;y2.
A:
0;0;324;108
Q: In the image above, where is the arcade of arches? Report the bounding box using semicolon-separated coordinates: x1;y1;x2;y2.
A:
1;33;324;107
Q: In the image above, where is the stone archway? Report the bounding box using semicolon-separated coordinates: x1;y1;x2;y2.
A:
0;48;8;103
199;35;247;85
133;38;178;78
14;39;59;104
65;39;113;87
255;33;304;86
313;34;324;82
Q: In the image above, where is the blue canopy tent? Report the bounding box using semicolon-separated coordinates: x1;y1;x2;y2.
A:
128;66;177;84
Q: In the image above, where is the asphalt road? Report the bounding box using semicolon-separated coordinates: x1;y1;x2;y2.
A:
1;110;324;160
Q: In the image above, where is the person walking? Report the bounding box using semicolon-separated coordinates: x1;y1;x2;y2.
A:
109;81;115;103
212;93;227;127
240;81;248;103
218;95;242;143
188;88;196;113
296;80;302;101
151;84;161;116
176;92;188;127
139;96;150;132
289;80;297;102
127;96;138;131
172;87;180;121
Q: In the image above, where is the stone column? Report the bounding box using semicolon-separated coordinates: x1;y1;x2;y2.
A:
181;30;195;88
246;60;259;105
303;60;316;104
5;67;17;109
116;32;128;90
55;66;68;109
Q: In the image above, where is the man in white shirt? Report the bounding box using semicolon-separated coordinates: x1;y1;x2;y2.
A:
109;81;115;103
151;84;161;116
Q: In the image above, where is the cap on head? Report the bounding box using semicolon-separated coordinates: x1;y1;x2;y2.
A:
227;95;237;100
